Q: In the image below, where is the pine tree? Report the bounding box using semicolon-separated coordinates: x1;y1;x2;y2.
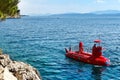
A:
0;0;20;20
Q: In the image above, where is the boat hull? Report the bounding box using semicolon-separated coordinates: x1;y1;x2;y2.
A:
65;51;110;66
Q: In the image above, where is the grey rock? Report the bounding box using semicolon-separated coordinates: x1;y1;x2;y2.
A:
0;54;42;80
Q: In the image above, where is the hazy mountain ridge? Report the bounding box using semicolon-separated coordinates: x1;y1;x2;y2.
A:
92;10;120;14
50;10;120;16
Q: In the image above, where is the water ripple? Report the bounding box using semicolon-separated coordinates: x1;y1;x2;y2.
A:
0;16;120;80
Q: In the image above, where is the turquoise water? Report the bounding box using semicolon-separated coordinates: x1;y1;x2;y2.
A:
0;15;120;80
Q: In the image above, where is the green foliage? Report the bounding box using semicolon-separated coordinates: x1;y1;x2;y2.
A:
0;0;20;20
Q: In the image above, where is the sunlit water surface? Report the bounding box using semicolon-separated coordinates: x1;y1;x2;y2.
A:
0;15;120;80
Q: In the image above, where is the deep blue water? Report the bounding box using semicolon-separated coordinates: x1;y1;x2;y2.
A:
0;15;120;80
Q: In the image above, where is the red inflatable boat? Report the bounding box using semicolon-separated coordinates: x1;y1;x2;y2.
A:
65;40;110;66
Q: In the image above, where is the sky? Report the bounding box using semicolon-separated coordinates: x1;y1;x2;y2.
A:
18;0;120;15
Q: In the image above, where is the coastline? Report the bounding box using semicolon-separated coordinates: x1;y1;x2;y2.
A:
0;53;42;80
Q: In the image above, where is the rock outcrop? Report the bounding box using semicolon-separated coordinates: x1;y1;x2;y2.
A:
0;54;42;80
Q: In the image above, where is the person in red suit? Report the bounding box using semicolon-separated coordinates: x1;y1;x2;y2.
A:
92;44;102;57
79;42;84;54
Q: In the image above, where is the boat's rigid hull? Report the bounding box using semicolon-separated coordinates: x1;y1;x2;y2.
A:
66;51;110;66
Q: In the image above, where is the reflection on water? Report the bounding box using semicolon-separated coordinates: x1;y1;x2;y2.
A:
92;66;106;80
65;56;107;80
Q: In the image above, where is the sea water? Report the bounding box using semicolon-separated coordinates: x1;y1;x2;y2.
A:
0;15;120;80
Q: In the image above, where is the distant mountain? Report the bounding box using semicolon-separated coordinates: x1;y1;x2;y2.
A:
47;10;120;17
92;10;120;14
51;13;95;16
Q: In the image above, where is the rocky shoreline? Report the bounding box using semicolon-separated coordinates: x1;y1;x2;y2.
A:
0;54;42;80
